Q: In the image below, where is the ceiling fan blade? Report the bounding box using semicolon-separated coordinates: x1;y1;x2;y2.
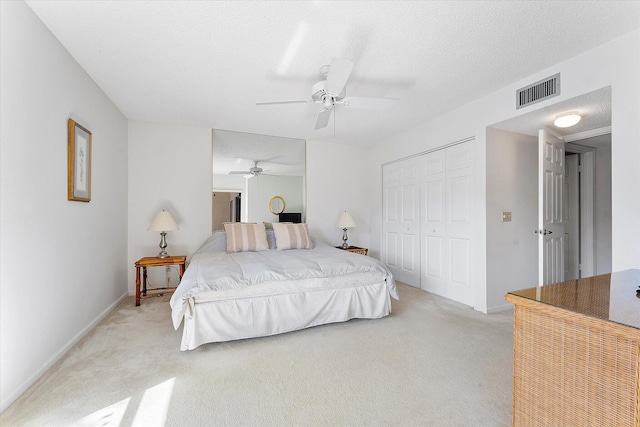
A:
342;96;398;110
314;107;333;130
229;171;250;175
325;58;354;96
256;99;311;106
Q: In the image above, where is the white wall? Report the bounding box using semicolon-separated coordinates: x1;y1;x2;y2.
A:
369;29;640;312
485;128;538;312
127;127;374;274
128;124;370;290
246;175;304;224
0;1;129;412
213;173;245;191
127;121;212;292
306;140;372;250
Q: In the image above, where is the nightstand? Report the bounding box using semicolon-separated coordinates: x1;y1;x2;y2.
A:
135;255;186;306
335;246;368;256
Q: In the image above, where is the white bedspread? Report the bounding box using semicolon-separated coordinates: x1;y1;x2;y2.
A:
170;231;398;329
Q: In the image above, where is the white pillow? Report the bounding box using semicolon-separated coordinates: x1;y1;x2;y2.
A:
224;223;269;253
272;223;313;250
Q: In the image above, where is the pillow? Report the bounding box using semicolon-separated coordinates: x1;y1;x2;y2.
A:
272;223;313;250
265;229;276;249
223;223;269;253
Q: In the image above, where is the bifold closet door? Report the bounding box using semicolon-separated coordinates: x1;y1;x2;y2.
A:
382;159;421;287
420;141;474;306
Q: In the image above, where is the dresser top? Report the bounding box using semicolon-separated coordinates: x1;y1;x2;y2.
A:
507;269;640;330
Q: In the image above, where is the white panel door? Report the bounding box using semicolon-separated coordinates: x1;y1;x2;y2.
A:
538;130;565;285
421;149;446;296
420;141;474;306
383;160;420;287
445;142;474;305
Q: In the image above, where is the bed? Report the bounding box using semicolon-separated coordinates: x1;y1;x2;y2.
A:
170;224;398;350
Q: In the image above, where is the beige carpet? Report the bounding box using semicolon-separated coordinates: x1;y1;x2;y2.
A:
1;283;513;426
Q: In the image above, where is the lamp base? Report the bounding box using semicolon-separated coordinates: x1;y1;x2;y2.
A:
157;231;170;258
342;228;349;249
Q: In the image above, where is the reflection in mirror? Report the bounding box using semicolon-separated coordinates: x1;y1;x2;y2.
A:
212;130;305;231
269;196;285;215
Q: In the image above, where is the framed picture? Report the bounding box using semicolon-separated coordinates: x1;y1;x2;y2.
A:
67;119;92;202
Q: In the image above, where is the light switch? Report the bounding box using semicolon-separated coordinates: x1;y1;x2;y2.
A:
501;211;512;222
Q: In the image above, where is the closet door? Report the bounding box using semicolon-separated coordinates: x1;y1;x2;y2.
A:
421;149;447;296
420;141;474;306
383;159;420;287
445;142;474;306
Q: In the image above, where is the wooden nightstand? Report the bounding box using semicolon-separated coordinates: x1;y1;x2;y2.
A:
135;255;186;306
335;246;368;256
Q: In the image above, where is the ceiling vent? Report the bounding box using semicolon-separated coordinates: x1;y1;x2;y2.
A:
516;73;560;109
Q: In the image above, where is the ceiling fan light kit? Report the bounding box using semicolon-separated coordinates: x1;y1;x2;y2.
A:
257;58;399;132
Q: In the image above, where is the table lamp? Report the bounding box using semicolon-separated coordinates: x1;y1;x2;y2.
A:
148;210;179;258
336;211;356;249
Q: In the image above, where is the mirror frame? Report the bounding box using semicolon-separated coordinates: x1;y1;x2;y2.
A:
269;196;286;215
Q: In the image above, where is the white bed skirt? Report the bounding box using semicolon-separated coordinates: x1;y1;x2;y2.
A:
180;274;392;350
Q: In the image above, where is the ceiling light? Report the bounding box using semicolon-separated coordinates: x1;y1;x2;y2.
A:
554;112;582;128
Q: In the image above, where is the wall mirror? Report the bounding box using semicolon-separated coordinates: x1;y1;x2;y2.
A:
269;196;286;215
212;130;305;231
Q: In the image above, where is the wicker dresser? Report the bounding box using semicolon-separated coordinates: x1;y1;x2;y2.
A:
505;270;640;427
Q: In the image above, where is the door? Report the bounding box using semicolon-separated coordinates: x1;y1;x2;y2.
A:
420;141;474;306
383;159;421;287
538;130;565;285
564;153;580;280
421;149;446;296
444;143;474;305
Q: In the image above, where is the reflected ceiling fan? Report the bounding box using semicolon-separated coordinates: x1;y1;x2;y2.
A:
257;58;398;130
228;160;269;178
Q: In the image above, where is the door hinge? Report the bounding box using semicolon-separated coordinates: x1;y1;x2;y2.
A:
578;165;583;173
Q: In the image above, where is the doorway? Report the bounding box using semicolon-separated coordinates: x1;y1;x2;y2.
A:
212;191;241;231
564;135;612;278
487;86;612;289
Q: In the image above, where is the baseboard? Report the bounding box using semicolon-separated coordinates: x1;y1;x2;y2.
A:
486;303;514;314
0;291;128;414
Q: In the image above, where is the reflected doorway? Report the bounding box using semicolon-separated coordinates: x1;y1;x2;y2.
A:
212;191;241;231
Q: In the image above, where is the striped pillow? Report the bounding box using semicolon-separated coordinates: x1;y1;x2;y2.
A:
272;223;313;250
224;223;269;253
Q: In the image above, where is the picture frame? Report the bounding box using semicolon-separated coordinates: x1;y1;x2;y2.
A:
67;119;92;202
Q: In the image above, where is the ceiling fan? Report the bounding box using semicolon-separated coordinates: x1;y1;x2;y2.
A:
228;160;268;178
257;58;398;130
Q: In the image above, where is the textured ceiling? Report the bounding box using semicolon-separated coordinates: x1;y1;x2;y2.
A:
213;130;305;176
25;1;640;146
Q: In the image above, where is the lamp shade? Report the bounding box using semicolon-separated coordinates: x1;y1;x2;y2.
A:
147;210;179;232
336;211;356;229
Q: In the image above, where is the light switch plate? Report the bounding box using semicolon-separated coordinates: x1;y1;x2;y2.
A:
501;211;512;222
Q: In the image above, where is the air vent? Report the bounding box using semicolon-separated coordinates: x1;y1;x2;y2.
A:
516;73;560;109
